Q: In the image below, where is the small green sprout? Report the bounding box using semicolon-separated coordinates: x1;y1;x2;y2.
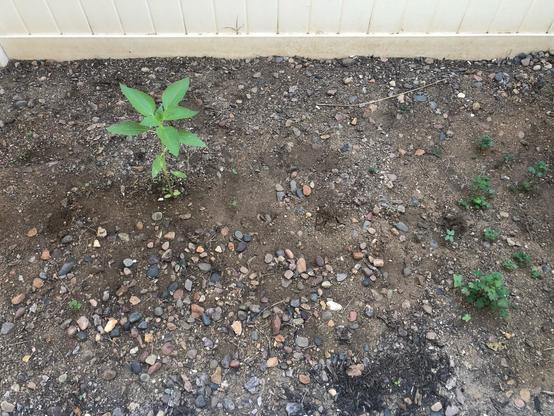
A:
528;160;549;178
502;153;514;163
68;299;82;311
512;251;531;268
482;227;499;242
444;229;455;243
462;313;472;322
472;176;494;195
502;259;518;272
454;271;509;317
107;78;206;198
477;134;493;151
531;266;542;279
368;166;380;174
517;179;533;193
458;175;494;210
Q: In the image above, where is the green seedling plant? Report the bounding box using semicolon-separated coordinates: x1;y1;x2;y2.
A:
462;313;472;322
528;160;549;178
502;153;514;164
502;259;518;272
512;251;531;268
107;78;206;198
458;175;494;210
477;134;493;152
68;299;82;311
444;229;455;243
483;227;499;242
453;271;509;317
517;179;533;193
531;266;542;279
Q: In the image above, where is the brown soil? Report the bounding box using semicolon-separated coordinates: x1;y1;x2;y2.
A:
0;55;553;416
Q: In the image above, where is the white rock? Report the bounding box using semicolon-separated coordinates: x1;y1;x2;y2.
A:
326;300;343;311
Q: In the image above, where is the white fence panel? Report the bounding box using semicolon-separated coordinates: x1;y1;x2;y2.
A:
114;0;154;34
80;0;123;34
246;0;278;33
278;0;310;34
519;0;554;33
459;0;502;33
1;0;553;63
428;0;469;33
147;0;185;34
369;0;407;33
213;0;246;34
309;0;341;34
402;0;438;33
0;0;28;34
13;0;58;34
46;0;91;34
339;0;374;34
181;0;216;34
488;0;533;33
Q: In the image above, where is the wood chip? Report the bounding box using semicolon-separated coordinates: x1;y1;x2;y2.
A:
231;320;242;336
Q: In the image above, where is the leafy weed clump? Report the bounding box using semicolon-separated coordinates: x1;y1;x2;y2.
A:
502;259;518;272
68;299;82;311
458;175;494;210
453;271;509;317
477;134;493;152
108;77;206;198
482;227;499;242
528;160;549;178
531;266;542;279
512;251;531;268
444;229;455;243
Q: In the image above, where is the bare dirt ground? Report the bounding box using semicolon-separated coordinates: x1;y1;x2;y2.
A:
0;53;553;416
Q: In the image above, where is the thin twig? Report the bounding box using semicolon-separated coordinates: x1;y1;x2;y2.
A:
316;78;448;108
254;299;287;319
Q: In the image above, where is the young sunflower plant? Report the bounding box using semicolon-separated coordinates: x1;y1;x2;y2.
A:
108;77;206;198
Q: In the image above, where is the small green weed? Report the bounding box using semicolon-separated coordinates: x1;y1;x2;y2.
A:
107;77;206;198
477;134;493;151
517;179;533;193
472;176;494;195
531;266;542;279
502;259;518;272
458;195;491;210
527;160;549;178
458;175;494;210
68;299;82;311
368;166;380;174
461;313;472;322
512;251;531;268
444;229;455;243
482;227;499;242
502;153;514;163
453;271;509;317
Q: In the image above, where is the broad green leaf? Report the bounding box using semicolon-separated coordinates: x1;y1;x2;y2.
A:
140;115;160;127
453;274;462;288
162;78;190;110
151;154;165;178
171;170;187;179
120;83;156;117
163;106;198;121
156;126;181;156
107;121;148;136
178;131;206;148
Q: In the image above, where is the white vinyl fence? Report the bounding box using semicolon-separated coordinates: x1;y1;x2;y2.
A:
1;0;554;65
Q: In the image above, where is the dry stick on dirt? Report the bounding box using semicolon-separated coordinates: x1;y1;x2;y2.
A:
316;78;448;108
